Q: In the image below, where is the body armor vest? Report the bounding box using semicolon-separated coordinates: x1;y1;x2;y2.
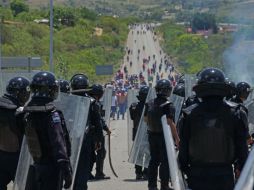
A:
147;99;171;133
0;97;20;153
24;103;69;163
187;102;235;165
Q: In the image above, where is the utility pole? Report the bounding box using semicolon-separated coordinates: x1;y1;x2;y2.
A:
49;0;54;72
0;13;2;73
0;4;3;95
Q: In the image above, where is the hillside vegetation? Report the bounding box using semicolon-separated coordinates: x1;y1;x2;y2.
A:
158;22;233;74
0;4;136;82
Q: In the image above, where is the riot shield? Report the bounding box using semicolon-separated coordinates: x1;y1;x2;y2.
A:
102;87;113;126
13;137;33;190
246;100;254;135
169;94;185;124
127;89;139;155
128;88;156;168
13;93;90;190
234;147;254;190
161;115;186;190
184;74;197;99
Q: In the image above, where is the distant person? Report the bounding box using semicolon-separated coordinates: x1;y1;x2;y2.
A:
111;90;117;120
117;89;127;120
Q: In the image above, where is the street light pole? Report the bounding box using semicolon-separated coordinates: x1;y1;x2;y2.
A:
49;0;54;72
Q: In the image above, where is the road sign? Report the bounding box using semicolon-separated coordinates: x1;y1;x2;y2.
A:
1;57;43;69
96;65;113;75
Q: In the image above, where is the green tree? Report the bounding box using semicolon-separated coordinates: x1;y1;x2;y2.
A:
10;0;29;16
79;7;97;21
53;6;77;27
191;13;218;33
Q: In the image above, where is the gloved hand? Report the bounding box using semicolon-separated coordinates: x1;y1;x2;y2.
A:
59;162;73;189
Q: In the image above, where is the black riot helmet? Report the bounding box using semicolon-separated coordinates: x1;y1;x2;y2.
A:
236;82;252;100
225;78;236;99
70;74;89;90
193;68;232;98
155;79;172;98
6;76;30;105
178;77;185;84
87;84;104;99
59;80;70;93
137;86;149;102
30;71;59;100
173;83;185;97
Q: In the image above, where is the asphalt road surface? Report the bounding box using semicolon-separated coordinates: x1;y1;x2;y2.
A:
125;24;176;86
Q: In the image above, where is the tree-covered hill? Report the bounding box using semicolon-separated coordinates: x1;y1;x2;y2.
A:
0;4;137;82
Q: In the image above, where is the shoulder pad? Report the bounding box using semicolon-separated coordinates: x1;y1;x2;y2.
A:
224;100;238;108
160;101;172;108
182;103;199;115
51;111;61;124
90;97;96;104
0;97;17;110
131;102;138;108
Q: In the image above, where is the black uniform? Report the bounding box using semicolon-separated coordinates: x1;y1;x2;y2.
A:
145;96;175;189
130;101;149;178
179;99;248;190
89;103;109;179
74;97;104;189
24;98;72;190
179;68;248;190
0;95;24;190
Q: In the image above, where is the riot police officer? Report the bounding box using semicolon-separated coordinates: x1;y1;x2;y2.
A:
179;68;248;190
173;83;185;98
225;78;236;100
88;84;111;180
59;79;70;93
129;85;149;180
0;77;30;190
231;82;252;105
144;79;180;190
71;74;104;190
230;81;252;145
71;74;91;190
24;71;72;190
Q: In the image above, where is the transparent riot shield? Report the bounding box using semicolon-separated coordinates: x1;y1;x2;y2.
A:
184;74;197;99
13;137;33;190
128;88;156;168
13;93;90;190
102;88;113;127
169;94;185;124
161;115;186;190
234;147;254;190
127;89;139;155
246;100;254;135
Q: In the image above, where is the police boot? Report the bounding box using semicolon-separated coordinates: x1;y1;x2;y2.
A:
136;173;143;180
95;172;110;180
160;181;173;190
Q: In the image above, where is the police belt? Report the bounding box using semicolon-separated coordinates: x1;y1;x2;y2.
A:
147;130;164;136
86;125;96;134
190;163;232;169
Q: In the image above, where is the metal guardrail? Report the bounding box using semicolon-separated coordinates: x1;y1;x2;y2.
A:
1;57;43;69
